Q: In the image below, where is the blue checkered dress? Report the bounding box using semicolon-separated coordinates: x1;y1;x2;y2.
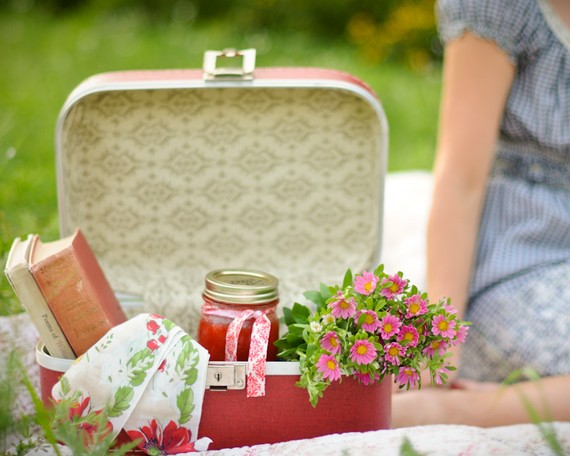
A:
437;0;570;382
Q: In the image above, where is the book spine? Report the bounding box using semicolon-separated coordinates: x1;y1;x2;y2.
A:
5;264;76;359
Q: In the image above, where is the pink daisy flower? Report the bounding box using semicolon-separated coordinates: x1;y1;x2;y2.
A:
422;339;448;358
350;340;377;365
354;371;380;386
321;331;342;355
384;342;406;365
397;325;419;347
378;314;402;340
404;294;428;318
432;314;457;338
356;310;382;332
380;274;407;299
445;304;457;315
316;354;341;381
434;365;451;385
354;271;379;296
396;366;420;388
453;324;469;345
328;291;357;319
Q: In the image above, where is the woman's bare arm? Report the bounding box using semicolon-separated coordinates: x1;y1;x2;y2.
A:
426;31;515;372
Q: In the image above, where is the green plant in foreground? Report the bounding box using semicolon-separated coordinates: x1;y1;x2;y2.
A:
0;350;137;456
503;368;565;456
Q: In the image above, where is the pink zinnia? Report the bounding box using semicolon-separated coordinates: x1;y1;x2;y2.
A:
316;354;341;381
321;331;342;355
328;291;357;319
350;340;377;365
404;294;428;318
422;339;448;358
357;310;382;332
354;271;379;296
397;325;419;347
354;371;380;386
432;314;457;338
378;314;402;340
380;274;407;299
384;342;405;365
396;366;420;388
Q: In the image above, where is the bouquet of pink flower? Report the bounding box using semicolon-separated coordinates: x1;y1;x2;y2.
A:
275;265;469;407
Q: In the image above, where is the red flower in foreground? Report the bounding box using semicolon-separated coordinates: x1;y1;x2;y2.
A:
62;396;113;446
127;419;197;455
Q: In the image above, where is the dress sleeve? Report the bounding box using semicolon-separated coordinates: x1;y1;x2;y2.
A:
436;0;534;62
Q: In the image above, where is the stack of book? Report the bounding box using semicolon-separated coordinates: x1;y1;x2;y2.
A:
4;228;127;359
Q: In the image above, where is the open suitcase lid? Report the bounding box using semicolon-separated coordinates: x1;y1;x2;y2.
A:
55;49;388;336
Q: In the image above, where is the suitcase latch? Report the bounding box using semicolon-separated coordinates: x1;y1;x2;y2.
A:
203;48;256;81
206;364;246;390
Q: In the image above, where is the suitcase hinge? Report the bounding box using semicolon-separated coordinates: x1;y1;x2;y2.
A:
206;364;246;390
203;48;256;81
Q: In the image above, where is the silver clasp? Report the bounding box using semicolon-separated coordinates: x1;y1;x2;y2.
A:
205;363;246;390
203;48;256;81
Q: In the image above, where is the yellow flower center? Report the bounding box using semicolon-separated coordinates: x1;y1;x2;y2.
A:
431;341;440;349
409;303;419;314
389;346;399;356
438;320;449;331
357;345;368;355
404;332;413;341
384;323;393;333
340;300;349;309
326;360;336;370
364;282;373;292
365;314;374;325
330;337;338;347
405;368;414;377
390;283;399;292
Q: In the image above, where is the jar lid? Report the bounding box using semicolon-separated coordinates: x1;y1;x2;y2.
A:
203;269;279;305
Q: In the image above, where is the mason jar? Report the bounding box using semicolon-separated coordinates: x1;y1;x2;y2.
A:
197;268;280;361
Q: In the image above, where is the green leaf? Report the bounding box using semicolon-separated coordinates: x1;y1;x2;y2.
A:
184;367;198;386
342;269;353;289
303;290;325;308
282;306;294;325
177;388;195;425
129;370;147;387
163;318;175;331
108;386;134;417
292;302;311;318
399;436;425;456
319;283;333;301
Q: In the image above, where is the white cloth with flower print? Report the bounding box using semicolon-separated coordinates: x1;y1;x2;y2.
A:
51;313;212;454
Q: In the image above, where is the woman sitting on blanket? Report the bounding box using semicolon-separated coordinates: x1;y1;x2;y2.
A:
393;0;570;427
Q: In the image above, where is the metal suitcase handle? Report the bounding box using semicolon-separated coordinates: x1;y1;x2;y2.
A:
203;48;256;81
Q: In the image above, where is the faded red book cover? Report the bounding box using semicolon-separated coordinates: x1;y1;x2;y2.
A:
29;228;127;357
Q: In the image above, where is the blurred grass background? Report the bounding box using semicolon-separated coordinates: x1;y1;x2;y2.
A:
0;0;442;315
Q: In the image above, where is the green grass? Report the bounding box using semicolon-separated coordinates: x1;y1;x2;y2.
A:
0;8;441;315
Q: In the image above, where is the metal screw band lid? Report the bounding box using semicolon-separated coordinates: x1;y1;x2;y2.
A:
203;268;279;305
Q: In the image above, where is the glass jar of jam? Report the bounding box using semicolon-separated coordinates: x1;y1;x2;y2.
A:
197;269;280;361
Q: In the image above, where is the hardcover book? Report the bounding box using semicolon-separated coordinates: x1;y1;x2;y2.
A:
27;228;127;356
5;235;76;359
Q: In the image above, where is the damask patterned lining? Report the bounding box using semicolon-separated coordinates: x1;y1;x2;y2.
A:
57;86;386;336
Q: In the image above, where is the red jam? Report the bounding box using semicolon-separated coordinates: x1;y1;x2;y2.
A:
197;269;280;362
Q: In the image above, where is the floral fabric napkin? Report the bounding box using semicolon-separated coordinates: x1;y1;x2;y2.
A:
51;313;212;454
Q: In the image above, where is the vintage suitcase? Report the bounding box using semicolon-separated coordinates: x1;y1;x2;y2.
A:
41;48;391;449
